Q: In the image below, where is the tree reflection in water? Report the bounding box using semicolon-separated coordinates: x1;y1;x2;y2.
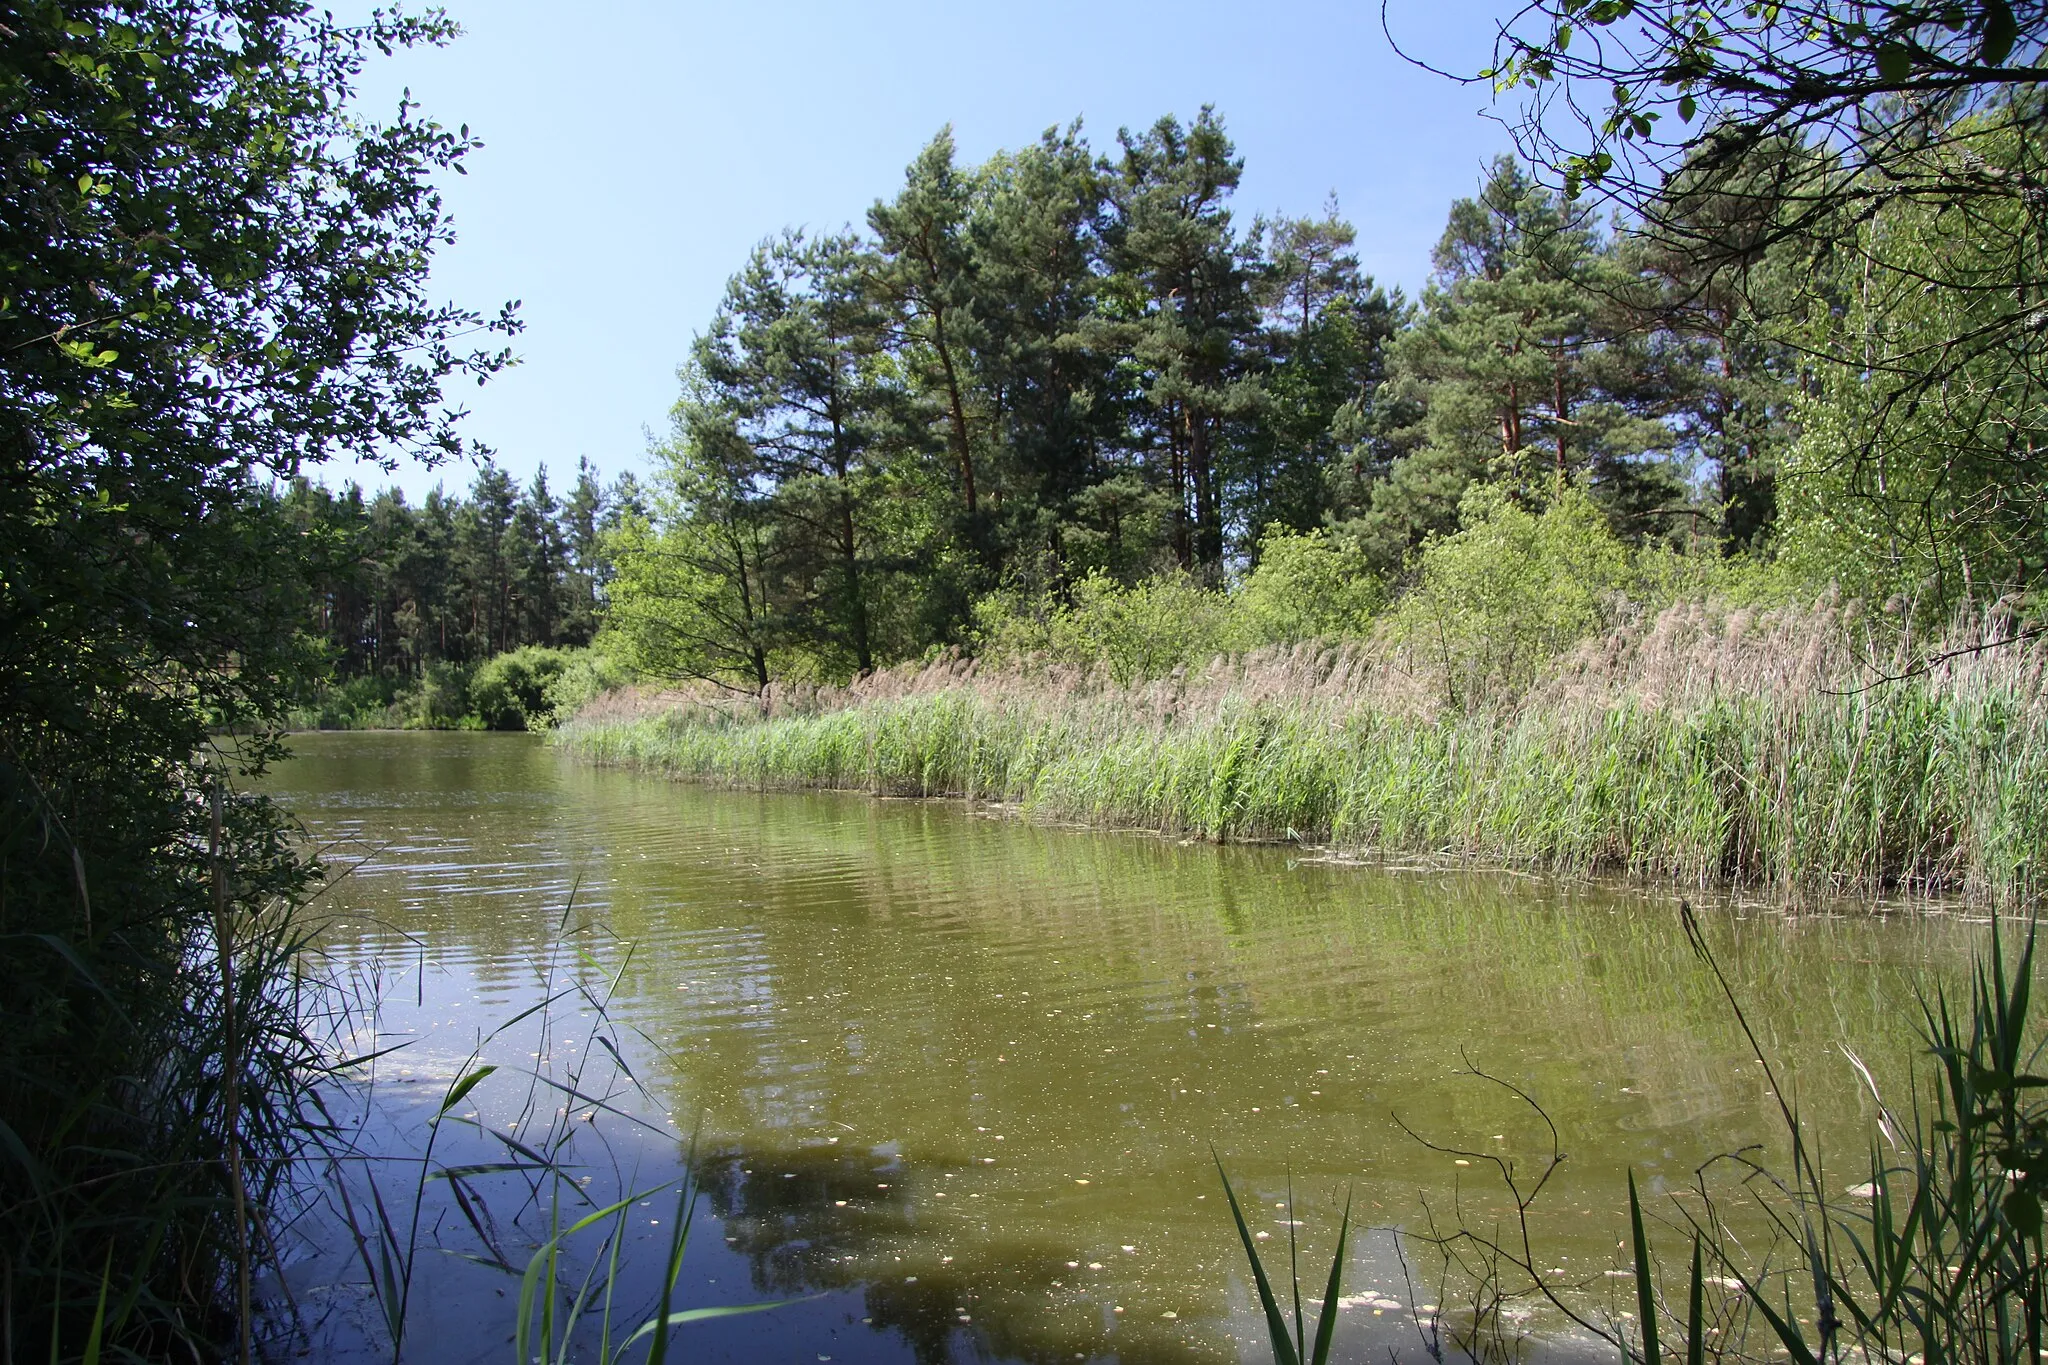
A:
697;1144;1230;1364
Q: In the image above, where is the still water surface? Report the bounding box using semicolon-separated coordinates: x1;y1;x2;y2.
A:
262;731;1985;1363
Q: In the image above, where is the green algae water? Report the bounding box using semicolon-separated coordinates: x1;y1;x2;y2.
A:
263;731;1992;1364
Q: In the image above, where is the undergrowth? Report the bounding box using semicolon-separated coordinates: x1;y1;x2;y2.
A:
556;600;2048;903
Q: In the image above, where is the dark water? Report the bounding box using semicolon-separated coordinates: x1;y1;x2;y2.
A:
259;731;1986;1364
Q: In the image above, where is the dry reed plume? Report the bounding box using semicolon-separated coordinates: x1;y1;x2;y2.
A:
556;598;2048;903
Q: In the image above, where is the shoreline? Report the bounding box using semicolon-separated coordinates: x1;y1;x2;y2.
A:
550;655;2048;906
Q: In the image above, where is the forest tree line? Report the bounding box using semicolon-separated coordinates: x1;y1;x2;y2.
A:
306;95;2043;704
608;116;1798;688
283;458;646;721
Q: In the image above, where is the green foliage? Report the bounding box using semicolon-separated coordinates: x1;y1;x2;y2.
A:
413;661;478;730
1334;157;1694;572
1776;108;2048;611
469;647;575;731
0;1;507;1353
1236;526;1384;643
601;399;783;691
1391;484;1634;706
1472;0;2046;597
689;229;906;676
972;571;1242;683
965;530;1380;682
542;650;635;724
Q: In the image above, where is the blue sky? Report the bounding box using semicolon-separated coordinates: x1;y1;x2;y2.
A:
336;0;1519;501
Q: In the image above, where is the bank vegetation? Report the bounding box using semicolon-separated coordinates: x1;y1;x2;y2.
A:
558;583;2048;903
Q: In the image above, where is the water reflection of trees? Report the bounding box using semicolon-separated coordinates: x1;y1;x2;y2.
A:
697;1143;1231;1364
275;737;1996;1363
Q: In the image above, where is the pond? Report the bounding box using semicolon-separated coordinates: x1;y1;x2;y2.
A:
260;730;1986;1364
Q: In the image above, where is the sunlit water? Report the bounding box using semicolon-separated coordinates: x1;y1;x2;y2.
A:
258;731;1990;1364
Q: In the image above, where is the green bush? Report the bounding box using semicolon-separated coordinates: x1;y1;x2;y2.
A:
972;570;1241;683
1235;526;1384;644
541;648;635;723
469;647;574;731
1391;483;1634;707
401;661;473;730
287;672;404;730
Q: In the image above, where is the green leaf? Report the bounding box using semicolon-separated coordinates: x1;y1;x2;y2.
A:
1875;42;1912;80
1308;1191;1352;1365
435;1063;496;1116
1217;1154;1301;1365
1981;0;2016;63
621;1298;818;1351
1685;1237;1704;1365
1629;1172;1660;1364
1678;94;1697;121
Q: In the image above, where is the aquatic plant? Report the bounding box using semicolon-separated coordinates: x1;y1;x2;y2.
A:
0;778;326;1365
1369;910;2048;1365
1215;1157;1351;1365
312;894;798;1363
556;599;2048;902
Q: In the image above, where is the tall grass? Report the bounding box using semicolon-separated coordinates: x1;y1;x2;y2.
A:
309;895;798;1362
1353;909;2048;1365
0;790;326;1363
557;599;2048;902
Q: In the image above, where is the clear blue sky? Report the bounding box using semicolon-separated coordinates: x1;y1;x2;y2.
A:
336;0;1518;501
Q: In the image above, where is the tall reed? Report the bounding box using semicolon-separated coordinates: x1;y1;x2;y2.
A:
556;600;2048;903
0;771;327;1364
1368;910;2048;1365
309;896;798;1362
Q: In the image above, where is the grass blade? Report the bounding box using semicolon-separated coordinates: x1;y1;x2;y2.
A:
79;1252;111;1365
1685;1235;1703;1365
644;1148;695;1365
435;1064;497;1119
1629;1171;1659;1365
1733;1269;1819;1365
622;1298;819;1353
1215;1151;1301;1365
1309;1190;1352;1365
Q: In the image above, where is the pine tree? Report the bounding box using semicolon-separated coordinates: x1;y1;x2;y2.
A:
692;231;901;674
962;125;1120;576
456;461;519;658
1339;157;1678;568
870;129;985;528
1239;202;1401;548
1100;108;1262;570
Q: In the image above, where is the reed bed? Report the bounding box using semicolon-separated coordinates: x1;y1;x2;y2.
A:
555;599;2048;903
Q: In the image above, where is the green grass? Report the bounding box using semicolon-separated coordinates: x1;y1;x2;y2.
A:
554;659;2048;903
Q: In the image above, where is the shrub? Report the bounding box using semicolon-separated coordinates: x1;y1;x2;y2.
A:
1235;526;1384;645
468;648;573;731
541;648;636;724
1391;483;1633;707
399;661;474;729
972;570;1241;683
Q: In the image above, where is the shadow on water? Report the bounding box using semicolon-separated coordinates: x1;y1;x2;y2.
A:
696;1141;1278;1364
257;732;2003;1363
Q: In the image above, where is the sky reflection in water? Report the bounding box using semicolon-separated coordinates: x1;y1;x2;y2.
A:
260;731;1986;1364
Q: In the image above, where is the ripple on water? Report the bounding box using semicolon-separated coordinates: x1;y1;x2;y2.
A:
260;731;1988;1365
